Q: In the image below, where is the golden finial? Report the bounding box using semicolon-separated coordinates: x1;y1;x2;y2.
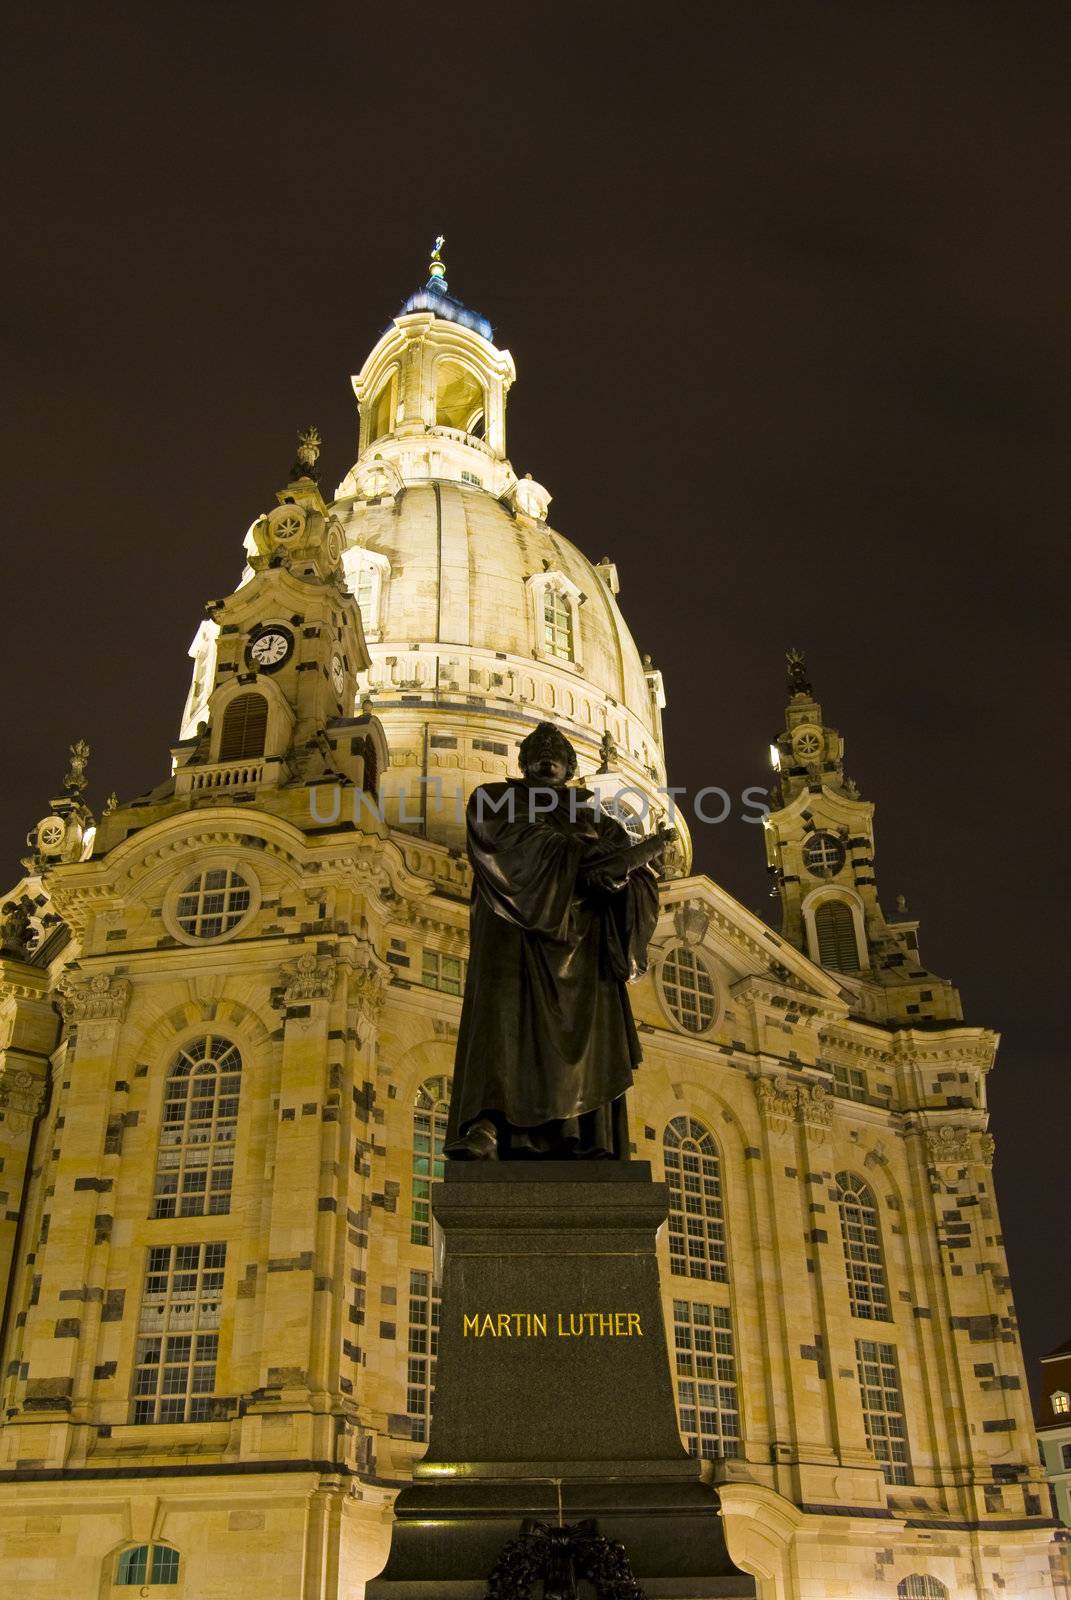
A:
428;235;447;289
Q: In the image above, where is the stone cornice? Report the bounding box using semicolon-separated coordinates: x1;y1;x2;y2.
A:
891;1028;999;1073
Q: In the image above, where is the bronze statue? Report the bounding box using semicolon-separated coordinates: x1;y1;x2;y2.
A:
445;722;671;1162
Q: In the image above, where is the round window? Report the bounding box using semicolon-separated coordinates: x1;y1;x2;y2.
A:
660;947;717;1034
174;867;252;940
802;832;846;878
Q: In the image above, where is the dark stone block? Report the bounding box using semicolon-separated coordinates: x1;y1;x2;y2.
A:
101;1290;125;1322
366;1161;753;1598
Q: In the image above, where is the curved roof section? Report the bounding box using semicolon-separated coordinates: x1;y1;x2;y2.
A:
338;482;658;744
397;279;494;343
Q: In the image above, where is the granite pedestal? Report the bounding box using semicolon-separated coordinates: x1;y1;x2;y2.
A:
366;1162;754;1598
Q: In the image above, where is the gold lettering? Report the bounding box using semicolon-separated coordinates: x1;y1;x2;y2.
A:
497;1313;512;1337
479;1313;495;1337
614;1312;627;1336
627;1312;642;1337
598;1313;614;1336
557;1313;568;1336
570;1313;585;1337
463;1314;480;1338
533;1313;547;1337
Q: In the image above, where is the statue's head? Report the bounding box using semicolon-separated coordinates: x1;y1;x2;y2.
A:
519;722;578;785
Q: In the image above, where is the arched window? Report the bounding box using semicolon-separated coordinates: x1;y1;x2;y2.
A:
813;899;859;972
897;1578;948;1599
663;1117;727;1283
115;1543;180;1585
369;373;396;443
411;1075;450;1247
218;692;267;761
834;1172;892;1321
660;948;718;1034
153;1036;242;1218
435;359;485;434
543;587;574;661
601;796;645;842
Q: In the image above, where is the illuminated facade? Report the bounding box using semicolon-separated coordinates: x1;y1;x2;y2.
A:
0;248;1065;1599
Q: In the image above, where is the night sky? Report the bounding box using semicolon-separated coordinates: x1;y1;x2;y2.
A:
4;6;1069;1391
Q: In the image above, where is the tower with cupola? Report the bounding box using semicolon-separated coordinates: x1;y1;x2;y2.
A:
764;649;961;1027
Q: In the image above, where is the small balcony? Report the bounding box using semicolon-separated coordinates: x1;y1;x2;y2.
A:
176;759;264;795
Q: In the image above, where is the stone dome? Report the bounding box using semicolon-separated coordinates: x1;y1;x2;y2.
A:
326;259;676;854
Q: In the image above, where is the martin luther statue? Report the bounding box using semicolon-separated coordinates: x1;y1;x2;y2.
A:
445;723;672;1162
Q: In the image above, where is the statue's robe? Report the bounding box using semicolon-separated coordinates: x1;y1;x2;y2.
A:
446;781;659;1159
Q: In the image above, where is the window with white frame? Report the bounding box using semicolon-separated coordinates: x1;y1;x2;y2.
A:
153;1036;241;1218
672;1301;740;1460
133;1242;225;1423
406;1266;441;1444
543;586;574;661
114;1544;180;1586
856;1339;911;1484
601;796;645;842
412;1076;450;1246
1053;1390;1071;1415
660;947;717;1034
174;867;251;940
342;548;389;639
663;1116;728;1283
835;1172;892;1321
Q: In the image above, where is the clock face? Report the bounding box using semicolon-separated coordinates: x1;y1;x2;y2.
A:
248;628;292;671
331;654;346;695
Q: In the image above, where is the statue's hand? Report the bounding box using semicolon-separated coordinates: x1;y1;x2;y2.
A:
580;863;628;894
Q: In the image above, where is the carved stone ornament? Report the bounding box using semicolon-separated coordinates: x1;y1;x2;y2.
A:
925;1124;973;1165
0;1064;46;1131
673;899;710;948
58;972;130;1022
795;1082;832;1135
281;951;337;1005
753;1076;796;1132
350;960;389;1024
977;1132;996;1165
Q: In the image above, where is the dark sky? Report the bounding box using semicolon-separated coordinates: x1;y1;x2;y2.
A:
4;5;1069;1389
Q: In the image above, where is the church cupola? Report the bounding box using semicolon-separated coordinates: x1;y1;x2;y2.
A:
763;650;962;1025
338;238;519;502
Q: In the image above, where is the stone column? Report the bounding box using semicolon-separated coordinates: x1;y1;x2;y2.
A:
241;951;338;1461
2;972;128;1467
905;1119;1047;1522
0;963;56;1314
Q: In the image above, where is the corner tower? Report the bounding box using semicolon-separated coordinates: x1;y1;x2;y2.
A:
764;649;961;1027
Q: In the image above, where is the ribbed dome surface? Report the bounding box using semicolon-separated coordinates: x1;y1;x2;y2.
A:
337;482;658;745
